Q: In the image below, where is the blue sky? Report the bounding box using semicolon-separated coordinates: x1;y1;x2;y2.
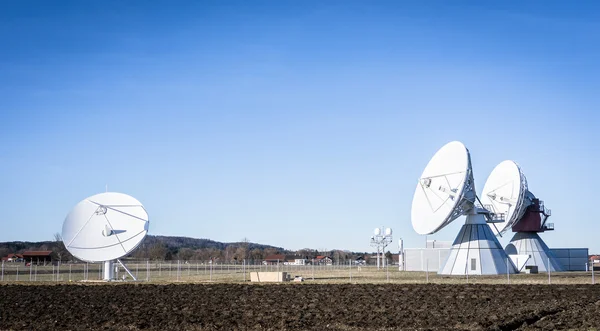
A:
1;1;599;253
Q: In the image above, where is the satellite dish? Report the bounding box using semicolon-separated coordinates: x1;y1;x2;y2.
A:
62;192;149;280
480;160;530;236
411;141;474;235
482;160;563;272
411;141;516;275
374;228;381;236
385;228;392;236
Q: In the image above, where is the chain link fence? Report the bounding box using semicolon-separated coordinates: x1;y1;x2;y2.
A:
0;259;596;284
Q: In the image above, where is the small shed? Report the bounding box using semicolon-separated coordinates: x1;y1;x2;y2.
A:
22;251;53;265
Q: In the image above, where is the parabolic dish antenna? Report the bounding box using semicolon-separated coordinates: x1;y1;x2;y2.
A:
482;161;563;272
411;141;516;275
411;141;473;235
62;192;149;280
480;160;529;236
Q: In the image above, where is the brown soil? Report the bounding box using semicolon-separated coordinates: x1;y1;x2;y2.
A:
1;283;599;330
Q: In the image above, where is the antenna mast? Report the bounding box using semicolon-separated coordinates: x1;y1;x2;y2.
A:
370;226;393;270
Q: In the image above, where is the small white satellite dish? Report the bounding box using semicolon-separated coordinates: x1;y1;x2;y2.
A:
385;228;392;236
411;141;516;275
374;228;381;236
480;160;529;236
482;160;563;272
62;192;149;280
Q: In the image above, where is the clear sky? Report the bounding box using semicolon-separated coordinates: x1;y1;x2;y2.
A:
1;1;599;253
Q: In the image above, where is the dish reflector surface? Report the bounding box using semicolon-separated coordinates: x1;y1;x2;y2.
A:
481;160;528;236
62;192;149;262
411;141;471;235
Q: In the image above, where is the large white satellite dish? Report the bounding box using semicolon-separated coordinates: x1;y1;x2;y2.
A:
411;141;516;275
62;192;149;280
482;160;563;272
411;141;473;235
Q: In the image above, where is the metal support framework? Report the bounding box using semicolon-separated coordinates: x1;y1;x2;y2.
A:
117;259;137;281
370;226;393;270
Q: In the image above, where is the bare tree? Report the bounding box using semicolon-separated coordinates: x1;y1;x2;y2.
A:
249;248;263;263
224;245;237;263
53;233;71;262
148;242;168;260
177;247;194;261
233;238;250;262
296;248;315;259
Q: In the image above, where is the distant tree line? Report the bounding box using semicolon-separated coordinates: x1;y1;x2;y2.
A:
0;233;72;262
0;235;387;265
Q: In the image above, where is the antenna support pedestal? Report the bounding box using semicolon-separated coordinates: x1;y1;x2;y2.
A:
103;260;115;281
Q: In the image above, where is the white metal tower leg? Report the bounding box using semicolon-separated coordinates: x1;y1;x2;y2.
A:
103;260;114;281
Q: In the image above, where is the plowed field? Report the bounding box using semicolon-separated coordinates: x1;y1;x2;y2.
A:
1;283;599;330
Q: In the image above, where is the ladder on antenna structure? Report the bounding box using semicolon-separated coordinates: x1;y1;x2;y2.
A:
540;200;552;228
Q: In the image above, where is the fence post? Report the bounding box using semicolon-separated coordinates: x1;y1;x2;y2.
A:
146;260;150;282
507;258;510;284
30;262;33;281
426;258;429;283
312;259;315;281
1;261;3;281
349;260;352;283
386;261;389;283
16;265;19;281
592;263;595;284
69;264;72;282
548;257;551;284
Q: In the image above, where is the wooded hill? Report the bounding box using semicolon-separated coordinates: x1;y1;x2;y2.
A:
0;235;368;264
